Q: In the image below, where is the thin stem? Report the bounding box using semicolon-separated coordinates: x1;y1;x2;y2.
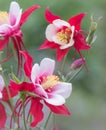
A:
61;54;67;74
53;114;56;128
23;100;27;130
68;67;82;82
44;111;52;129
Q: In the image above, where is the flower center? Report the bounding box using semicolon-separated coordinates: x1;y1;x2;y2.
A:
42;75;59;91
57;27;72;44
0;11;9;24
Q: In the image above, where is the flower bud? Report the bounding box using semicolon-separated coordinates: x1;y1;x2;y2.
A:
70;58;85;70
51;126;58;130
86;16;98;45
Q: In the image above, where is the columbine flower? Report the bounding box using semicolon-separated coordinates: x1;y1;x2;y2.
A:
39;8;91;61
10;51;72;127
30;57;72;106
0;1;40;71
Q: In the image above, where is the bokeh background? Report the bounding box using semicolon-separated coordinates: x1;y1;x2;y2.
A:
0;0;106;130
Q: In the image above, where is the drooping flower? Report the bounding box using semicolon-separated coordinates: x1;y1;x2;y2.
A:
39;8;91;61
10;51;72;127
0;1;40;72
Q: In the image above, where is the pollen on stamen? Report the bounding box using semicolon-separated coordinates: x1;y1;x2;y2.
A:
57;27;72;44
42;75;59;90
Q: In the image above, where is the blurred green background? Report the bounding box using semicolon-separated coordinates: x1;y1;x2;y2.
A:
0;0;106;130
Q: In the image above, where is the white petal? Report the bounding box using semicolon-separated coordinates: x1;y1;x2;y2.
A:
44;94;65;106
0;75;5;91
52;35;66;45
52;82;72;99
46;24;57;41
35;84;48;98
0;92;2;99
53;19;70;28
40;58;55;76
31;64;40;84
9;2;21;19
60;39;74;49
14;9;22;27
0;24;12;36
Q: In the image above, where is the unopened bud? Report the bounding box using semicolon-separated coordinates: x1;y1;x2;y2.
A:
70;58;85;70
51;126;58;130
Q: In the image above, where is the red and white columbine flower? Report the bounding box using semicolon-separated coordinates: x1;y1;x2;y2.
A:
39;8;91;61
30;57;72;106
10;51;72;127
0;1;40;70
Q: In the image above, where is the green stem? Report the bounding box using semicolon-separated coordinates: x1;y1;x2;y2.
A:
68;67;82;82
23;100;27;130
44;112;52;129
61;54;67;74
53;114;56;128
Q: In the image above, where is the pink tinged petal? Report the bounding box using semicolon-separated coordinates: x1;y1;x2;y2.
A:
31;64;40;84
9;2;21;18
0;103;6;128
0;92;2;99
39;40;59;50
68;13;86;30
20;51;33;78
29;98;44;127
20;5;40;25
0;75;5;89
44;94;65;106
45;8;61;23
45;103;71;115
40;58;55;76
52;82;72;99
0;38;8;50
0;24;12;36
56;47;70;62
35;84;48;98
9;1;22;26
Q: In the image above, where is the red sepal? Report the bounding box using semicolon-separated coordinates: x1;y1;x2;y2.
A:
29;98;44;127
20;51;33;78
0;103;6;128
68;13;86;31
45;102;71;116
20;5;40;25
45;8;61;23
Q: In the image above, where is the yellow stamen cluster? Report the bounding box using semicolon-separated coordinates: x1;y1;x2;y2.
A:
57;28;72;44
0;11;9;24
42;75;59;91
